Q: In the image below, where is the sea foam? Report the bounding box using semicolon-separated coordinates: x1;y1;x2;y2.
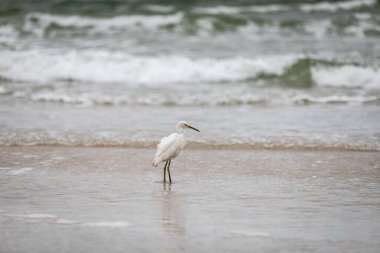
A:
6;213;57;219
24;12;184;37
26;90;379;106
0;25;19;45
2;50;379;90
312;65;380;89
18;9;380;39
299;0;376;12
6;167;34;175
0;50;299;85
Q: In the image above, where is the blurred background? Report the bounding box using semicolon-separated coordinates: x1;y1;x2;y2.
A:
0;0;379;150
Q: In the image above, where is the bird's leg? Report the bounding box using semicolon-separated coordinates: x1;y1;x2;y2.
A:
167;160;172;184
163;161;168;183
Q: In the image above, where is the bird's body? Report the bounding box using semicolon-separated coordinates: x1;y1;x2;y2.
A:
152;121;200;183
152;133;186;167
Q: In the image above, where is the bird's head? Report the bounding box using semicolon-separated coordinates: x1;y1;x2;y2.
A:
177;121;200;133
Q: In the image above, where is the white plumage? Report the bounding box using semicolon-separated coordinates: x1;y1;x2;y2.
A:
152;133;186;167
152;121;200;183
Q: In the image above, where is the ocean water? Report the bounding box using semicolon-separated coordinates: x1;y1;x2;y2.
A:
1;0;380;150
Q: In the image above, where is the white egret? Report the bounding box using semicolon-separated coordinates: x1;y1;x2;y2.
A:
152;121;200;183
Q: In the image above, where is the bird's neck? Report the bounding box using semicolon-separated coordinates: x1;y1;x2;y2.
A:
176;127;185;134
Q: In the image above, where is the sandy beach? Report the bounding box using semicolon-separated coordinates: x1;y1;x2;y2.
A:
1;146;379;253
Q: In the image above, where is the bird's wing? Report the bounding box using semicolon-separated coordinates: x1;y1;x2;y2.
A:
155;133;184;162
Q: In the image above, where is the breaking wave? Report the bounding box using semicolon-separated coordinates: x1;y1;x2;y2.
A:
312;65;380;89
23;12;184;37
0;50;298;85
18;7;380;38
299;0;377;12
1;50;379;90
196;0;377;14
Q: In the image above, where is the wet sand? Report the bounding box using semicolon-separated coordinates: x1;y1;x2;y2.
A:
0;146;379;253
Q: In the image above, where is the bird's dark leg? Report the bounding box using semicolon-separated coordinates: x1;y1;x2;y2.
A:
167;160;172;184
163;161;168;183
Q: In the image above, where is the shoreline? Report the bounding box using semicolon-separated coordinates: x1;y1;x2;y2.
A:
1;142;379;152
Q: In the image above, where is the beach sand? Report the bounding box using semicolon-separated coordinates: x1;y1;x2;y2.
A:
0;146;379;253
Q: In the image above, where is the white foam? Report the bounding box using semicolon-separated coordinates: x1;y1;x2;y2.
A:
247;4;290;13
195;4;289;14
299;0;376;12
22;213;57;219
238;21;291;38
0;25;16;35
354;13;371;20
304;19;331;39
344;19;380;38
293;95;378;104
23;12;184;36
194;6;241;15
6;167;34;175
0;25;18;44
18;87;380;107
83;221;131;228
312;65;380;89
31;92;94;105
27;88;273;106
0;50;300;85
0;167;12;170
7;213;57;219
54;219;78;225
4;49;378;89
143;5;175;13
17;7;379;39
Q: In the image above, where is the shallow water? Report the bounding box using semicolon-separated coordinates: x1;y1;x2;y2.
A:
1;147;379;253
1;100;379;150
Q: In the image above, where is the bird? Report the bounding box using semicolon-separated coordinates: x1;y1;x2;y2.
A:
152;121;200;183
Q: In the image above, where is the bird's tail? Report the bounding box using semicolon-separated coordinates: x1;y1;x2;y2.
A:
152;157;160;167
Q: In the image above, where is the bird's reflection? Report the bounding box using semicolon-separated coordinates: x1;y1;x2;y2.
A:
161;183;186;246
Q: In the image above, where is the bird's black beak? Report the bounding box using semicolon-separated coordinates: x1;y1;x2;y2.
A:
185;124;200;132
